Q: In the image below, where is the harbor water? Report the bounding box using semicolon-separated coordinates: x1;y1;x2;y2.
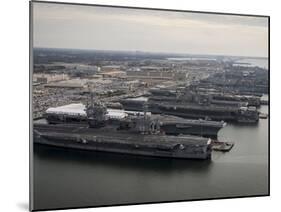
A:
235;58;268;69
33;106;269;210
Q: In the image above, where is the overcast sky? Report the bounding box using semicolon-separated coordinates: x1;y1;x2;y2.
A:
33;2;268;57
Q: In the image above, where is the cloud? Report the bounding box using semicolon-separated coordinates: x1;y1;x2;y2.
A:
33;2;268;57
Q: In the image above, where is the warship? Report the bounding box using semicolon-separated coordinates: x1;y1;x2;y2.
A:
119;88;259;123
43;102;225;138
177;86;262;107
34;96;213;160
149;89;249;107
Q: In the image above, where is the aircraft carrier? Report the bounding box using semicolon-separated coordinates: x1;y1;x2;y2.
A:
43;102;225;138
34;98;213;160
149;87;261;107
119;87;260;123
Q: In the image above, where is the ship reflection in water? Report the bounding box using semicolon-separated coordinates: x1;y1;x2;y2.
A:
33;106;268;210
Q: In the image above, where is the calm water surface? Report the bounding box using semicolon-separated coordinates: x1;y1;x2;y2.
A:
235;58;268;69
33;106;269;210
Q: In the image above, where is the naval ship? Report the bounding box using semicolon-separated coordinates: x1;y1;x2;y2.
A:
34;96;213;160
43;102;225;138
149;87;261;107
119;88;259;123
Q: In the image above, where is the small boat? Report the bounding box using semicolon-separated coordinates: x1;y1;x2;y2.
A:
212;140;234;152
259;113;268;119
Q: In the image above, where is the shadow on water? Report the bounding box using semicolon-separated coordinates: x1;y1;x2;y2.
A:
16;202;29;211
34;143;213;173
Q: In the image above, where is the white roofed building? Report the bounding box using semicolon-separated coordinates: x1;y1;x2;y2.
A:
45;103;128;121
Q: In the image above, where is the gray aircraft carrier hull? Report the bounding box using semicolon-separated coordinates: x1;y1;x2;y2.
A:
44;113;225;138
120;100;259;123
33;124;212;160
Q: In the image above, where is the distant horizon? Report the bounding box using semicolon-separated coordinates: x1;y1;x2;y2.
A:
33;2;268;58
34;46;269;60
